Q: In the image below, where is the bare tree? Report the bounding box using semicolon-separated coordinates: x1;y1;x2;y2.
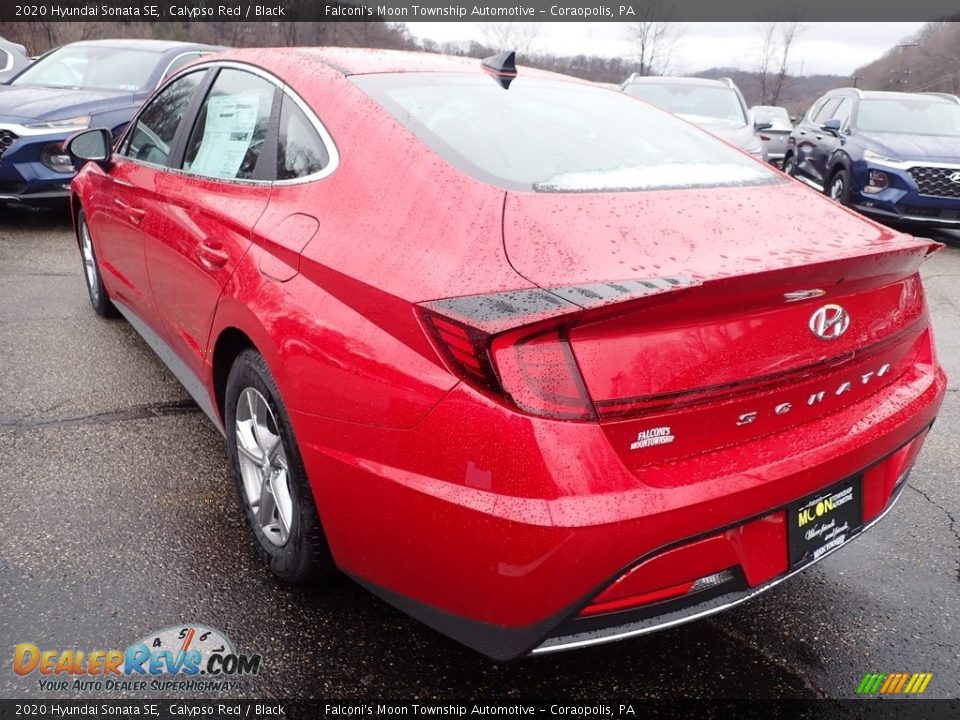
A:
478;22;544;54
625;3;683;76
754;20;804;105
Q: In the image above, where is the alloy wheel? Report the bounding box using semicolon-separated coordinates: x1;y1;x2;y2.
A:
830;176;845;201
80;219;100;303
235;387;294;547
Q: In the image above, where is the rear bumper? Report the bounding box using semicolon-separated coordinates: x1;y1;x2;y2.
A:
290;337;946;660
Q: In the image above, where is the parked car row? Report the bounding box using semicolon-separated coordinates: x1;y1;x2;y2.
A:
783;87;960;228
59;47;945;660
620;71;960;230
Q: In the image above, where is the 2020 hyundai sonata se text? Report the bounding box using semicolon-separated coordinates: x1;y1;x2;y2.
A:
66;48;946;660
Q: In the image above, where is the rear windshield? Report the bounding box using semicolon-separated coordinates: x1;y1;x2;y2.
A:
622;82;748;125
753;105;792;128
352;74;776;193
856;97;960;136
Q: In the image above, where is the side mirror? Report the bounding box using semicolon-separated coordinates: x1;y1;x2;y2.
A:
754;114;773;131
820;118;842;135
65;128;113;170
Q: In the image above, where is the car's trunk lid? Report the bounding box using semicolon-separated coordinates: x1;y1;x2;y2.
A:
502;181;938;464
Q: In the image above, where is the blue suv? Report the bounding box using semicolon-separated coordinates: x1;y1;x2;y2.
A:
0;39;216;207
783;88;960;227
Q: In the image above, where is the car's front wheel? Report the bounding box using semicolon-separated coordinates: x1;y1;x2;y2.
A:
225;349;333;584
827;169;851;206
77;209;117;318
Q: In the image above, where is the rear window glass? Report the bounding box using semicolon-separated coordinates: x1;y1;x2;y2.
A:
352;74;777;193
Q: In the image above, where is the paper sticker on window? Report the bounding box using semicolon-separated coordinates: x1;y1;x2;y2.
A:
190;93;260;179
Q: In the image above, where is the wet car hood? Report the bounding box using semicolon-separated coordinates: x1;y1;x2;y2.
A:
858;132;960;164
0;84;136;123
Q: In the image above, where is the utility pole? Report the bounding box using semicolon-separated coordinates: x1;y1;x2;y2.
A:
851;75;862;88
892;42;919;89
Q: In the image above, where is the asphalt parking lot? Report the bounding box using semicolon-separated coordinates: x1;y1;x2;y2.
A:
0;205;958;701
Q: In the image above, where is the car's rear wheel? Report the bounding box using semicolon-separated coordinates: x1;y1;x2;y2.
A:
225;349;332;584
77;209;117;318
827;169;851;206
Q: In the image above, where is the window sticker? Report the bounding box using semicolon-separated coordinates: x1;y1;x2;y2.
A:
190;93;260;179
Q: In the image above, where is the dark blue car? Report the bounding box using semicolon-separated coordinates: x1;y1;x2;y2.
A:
783;88;960;227
0;39;217;207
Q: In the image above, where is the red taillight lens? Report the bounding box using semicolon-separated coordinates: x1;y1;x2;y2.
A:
420;309;596;421
490;325;596;421
420;311;499;392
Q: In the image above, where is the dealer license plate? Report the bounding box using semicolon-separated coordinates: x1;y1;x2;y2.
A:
788;476;863;568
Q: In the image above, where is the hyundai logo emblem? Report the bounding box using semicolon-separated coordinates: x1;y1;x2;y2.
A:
949;171;960;183
809;304;850;340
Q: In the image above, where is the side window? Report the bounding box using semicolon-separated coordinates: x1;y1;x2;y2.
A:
124;70;205;166
0;49;11;72
831;98;852;129
812;98;840;125
183;69;276;181
276;93;329;181
161;53;202;82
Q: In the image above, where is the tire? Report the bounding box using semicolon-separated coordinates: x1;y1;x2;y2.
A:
782;154;796;177
225;349;333;584
827;168;852;206
76;209;118;318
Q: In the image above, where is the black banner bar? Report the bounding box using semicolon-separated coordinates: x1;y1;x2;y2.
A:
1;700;960;720
1;0;959;22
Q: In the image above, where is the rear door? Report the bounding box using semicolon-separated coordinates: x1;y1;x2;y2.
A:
808;98;852;185
143;66;278;379
795;97;839;184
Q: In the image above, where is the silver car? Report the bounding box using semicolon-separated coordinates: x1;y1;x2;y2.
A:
621;75;769;162
750;105;793;167
0;37;30;84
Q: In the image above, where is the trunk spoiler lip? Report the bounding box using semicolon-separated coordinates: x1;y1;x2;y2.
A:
420;237;938;336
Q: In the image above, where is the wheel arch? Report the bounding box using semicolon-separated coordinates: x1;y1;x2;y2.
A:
827;152;853;184
70;193;83;248
211;326;257;423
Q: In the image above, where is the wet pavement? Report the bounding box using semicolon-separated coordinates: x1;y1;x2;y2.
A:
0;206;957;700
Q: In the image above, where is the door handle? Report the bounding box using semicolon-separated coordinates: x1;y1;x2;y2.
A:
197;240;229;270
113;197;145;225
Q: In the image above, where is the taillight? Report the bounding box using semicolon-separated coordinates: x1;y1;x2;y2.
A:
420;311;596;421
491;325;596;421
420;311;499;392
418;276;698;421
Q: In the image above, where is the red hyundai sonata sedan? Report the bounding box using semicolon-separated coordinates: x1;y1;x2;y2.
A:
66;48;946;660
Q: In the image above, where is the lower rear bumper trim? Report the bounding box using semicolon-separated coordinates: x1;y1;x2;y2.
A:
531;480;907;655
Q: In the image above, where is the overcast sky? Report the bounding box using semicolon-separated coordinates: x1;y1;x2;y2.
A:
405;22;926;76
